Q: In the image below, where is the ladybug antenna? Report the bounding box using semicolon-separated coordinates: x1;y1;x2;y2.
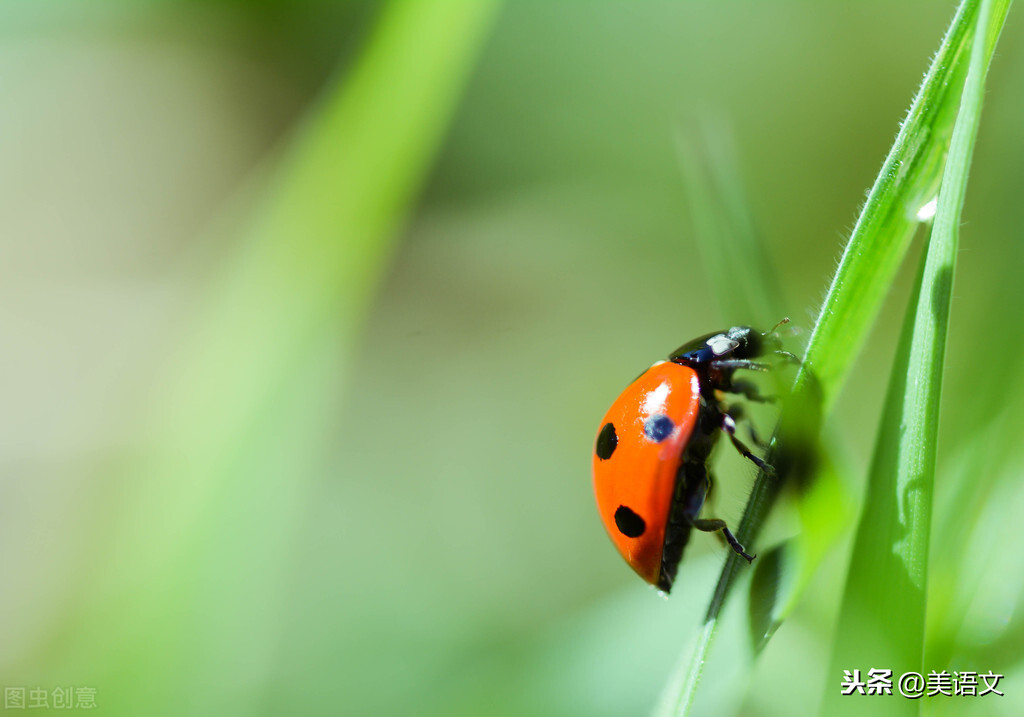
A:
762;317;790;337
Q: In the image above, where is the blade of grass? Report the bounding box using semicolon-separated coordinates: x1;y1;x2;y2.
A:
675;119;786;325
926;402;1024;669
659;0;1012;713
59;3;499;713
675;123;855;651
929;462;1024;673
748;446;852;647
949;469;1024;673
823;1;1005;713
761;0;1012;642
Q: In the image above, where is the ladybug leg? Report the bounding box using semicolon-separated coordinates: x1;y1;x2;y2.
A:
725;403;769;450
721;412;775;475
729;379;777;404
703;463;719;514
710;359;771;372
690;517;755;562
746;422;769;451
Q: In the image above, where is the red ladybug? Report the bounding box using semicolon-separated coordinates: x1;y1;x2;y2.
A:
592;322;787;592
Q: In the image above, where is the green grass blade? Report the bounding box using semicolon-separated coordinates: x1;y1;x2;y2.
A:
822;1;1006;714
750;448;852;646
161;0;499;444
927;403;1024;669
54;3;498;714
659;0;1012;713
676;120;786;325
759;0;1011;640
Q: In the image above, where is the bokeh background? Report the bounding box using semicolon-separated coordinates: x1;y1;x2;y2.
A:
2;2;1023;715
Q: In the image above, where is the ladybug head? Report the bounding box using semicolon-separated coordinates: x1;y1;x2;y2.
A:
668;326;752;364
668;322;787;365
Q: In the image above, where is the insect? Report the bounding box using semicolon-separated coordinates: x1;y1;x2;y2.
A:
592;321;790;592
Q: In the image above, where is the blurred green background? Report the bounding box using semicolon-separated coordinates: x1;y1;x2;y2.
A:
2;2;1022;715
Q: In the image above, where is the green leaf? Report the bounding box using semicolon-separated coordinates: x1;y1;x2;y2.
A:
60;3;499;714
659;0;1012;713
676;120;786;325
822;1;1007;714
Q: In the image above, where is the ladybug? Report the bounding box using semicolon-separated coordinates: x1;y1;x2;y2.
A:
592;321;788;592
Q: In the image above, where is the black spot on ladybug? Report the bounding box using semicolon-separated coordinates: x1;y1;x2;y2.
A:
644;414;675;442
614;505;646;538
596;422;617;460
